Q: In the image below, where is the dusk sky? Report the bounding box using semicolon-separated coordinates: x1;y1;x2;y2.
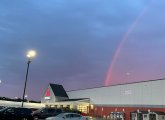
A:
0;0;165;100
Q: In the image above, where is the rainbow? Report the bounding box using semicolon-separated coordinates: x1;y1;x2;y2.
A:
104;1;154;86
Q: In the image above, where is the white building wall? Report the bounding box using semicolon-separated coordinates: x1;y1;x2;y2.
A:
0;100;44;108
67;79;165;106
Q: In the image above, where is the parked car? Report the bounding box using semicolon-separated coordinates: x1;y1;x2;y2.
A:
0;107;33;120
62;108;81;114
32;107;63;120
46;113;88;120
0;106;6;110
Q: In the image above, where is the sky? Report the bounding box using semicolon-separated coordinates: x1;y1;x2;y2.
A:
0;0;165;100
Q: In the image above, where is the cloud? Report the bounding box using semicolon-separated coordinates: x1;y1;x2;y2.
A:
0;0;163;100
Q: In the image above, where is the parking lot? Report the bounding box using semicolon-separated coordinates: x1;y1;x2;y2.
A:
0;106;99;120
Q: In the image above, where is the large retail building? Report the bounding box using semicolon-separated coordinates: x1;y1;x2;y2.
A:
41;79;165;120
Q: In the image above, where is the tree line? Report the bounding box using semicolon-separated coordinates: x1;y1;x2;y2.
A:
0;96;41;103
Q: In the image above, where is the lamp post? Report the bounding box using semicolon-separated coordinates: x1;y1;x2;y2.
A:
21;50;36;107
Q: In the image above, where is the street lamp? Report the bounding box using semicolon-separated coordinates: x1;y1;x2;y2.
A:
25;94;29;102
21;50;36;107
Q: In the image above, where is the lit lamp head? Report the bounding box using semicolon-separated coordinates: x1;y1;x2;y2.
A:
26;50;36;61
25;95;28;98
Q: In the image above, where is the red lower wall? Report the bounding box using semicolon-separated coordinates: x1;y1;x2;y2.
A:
89;106;165;120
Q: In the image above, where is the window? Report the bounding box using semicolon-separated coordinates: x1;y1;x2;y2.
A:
43;108;48;113
6;108;15;113
66;105;70;109
56;109;62;113
144;115;147;118
48;109;55;113
72;114;81;118
65;114;71;118
60;105;63;108
18;108;32;114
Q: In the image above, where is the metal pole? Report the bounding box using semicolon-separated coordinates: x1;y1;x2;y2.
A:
21;60;31;107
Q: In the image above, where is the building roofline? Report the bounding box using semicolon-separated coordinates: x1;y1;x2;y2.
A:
60;98;90;102
48;83;69;98
49;83;61;86
67;78;165;92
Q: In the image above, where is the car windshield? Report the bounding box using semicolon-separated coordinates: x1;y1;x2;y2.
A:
56;113;65;117
33;108;44;113
0;107;8;112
